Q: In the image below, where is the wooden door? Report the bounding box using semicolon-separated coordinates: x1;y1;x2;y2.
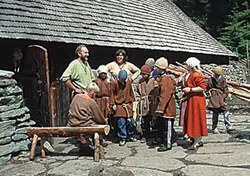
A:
22;45;51;127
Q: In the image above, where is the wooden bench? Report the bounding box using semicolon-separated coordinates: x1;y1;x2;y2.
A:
27;125;110;162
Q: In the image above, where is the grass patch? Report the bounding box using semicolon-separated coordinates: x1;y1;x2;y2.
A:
130;146;137;156
173;170;185;176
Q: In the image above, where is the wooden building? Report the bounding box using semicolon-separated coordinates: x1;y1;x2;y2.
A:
0;0;238;127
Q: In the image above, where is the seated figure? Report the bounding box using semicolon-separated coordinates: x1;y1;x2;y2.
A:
68;82;107;144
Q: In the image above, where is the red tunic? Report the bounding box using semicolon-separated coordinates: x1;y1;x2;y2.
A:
183;72;208;138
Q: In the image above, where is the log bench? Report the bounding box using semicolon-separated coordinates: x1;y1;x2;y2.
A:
27;125;110;162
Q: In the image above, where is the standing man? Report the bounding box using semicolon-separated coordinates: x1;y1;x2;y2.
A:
60;45;95;94
207;66;235;134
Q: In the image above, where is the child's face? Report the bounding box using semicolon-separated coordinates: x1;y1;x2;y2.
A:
118;79;126;84
99;73;107;80
214;73;220;78
156;67;162;73
142;73;149;79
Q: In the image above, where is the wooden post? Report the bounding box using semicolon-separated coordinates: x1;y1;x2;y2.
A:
94;132;100;162
40;137;46;157
99;135;104;159
29;134;38;160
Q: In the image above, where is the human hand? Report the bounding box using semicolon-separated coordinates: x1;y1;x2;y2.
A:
74;88;83;94
182;87;191;94
180;97;187;103
112;105;117;111
156;111;163;116
105;119;108;125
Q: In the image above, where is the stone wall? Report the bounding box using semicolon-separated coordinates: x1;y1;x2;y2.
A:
203;62;249;114
0;70;35;165
176;61;249;114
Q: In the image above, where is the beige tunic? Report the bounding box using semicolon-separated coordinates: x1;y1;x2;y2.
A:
106;61;140;81
137;77;158;116
68;94;107;127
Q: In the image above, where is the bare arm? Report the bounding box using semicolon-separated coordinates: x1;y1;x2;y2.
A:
66;80;83;94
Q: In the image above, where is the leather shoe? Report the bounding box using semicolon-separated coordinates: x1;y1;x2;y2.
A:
78;135;87;145
119;139;126;146
152;138;160;145
140;137;146;143
157;145;172;152
129;136;137;142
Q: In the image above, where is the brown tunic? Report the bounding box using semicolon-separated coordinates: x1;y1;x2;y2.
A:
95;77;112;118
68;94;107;127
156;74;176;119
110;79;135;118
207;75;229;111
137;77;158;116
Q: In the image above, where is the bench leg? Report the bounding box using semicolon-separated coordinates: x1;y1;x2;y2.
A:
94;132;100;162
30;134;38;160
99;135;104;159
40;137;46;157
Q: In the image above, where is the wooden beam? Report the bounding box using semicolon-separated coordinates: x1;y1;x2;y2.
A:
40;137;46;157
27;125;110;137
99;135;104;159
29;134;38;160
228;87;250;99
94;132;100;162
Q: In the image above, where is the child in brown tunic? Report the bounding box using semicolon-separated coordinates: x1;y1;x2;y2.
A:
137;65;158;143
155;57;176;152
110;70;137;146
95;65;112;119
207;66;235;133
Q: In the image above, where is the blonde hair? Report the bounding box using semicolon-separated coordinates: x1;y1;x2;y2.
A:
191;65;203;75
86;82;100;93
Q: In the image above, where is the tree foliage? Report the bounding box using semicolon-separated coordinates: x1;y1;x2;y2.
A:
173;0;250;60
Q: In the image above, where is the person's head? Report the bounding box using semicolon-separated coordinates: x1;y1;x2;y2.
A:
140;65;151;79
152;69;160;82
86;82;100;98
145;58;155;70
214;66;222;78
155;57;168;74
185;57;202;74
115;49;128;65
118;70;128;84
97;65;108;80
75;45;89;61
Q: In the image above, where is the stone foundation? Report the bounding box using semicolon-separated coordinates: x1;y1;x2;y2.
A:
0;70;35;165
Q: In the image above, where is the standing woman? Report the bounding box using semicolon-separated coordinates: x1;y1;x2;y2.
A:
182;57;207;150
106;49;140;81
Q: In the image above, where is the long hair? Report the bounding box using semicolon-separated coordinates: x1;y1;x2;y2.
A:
192;65;203;75
115;49;128;63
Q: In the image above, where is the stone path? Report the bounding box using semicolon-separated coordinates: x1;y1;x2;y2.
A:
0;114;250;176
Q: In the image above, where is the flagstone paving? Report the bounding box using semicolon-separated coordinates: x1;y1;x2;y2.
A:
0;113;249;176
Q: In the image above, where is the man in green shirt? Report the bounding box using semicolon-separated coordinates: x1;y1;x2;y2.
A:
60;45;95;94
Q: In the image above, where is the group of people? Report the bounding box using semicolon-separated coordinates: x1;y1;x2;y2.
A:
60;44;234;152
